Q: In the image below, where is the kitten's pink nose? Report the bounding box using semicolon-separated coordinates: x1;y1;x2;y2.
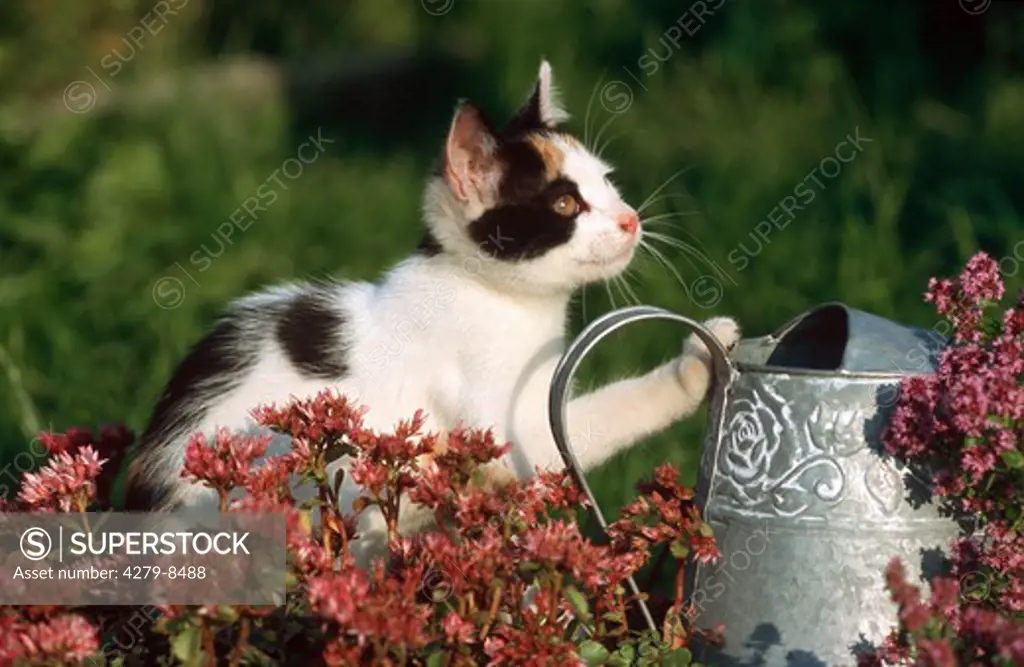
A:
618;209;639;236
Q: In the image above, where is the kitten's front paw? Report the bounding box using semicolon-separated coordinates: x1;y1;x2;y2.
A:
473;460;518;494
677;317;741;399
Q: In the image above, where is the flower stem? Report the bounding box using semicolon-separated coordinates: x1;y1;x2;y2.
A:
76;497;91;533
202;624;217;667
548;575;562;625
479;585;503;640
228;616;250;667
319;486;334;560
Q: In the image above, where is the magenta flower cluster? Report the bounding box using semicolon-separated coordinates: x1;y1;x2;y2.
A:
860;252;1024;666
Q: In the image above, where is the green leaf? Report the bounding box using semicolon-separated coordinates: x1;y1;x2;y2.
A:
1000;450;1024;469
215;605;239;623
669;540;690;559
426;651;445;667
564;584;592;621
660;648;694;666
607;644;636;666
579;640;611;665
170;625;204;667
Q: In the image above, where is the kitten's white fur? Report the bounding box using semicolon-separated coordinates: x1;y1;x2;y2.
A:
141;61;740;565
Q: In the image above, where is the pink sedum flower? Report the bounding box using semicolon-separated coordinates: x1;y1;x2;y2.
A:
17;445;105;512
0;612;100;665
181;427;270;496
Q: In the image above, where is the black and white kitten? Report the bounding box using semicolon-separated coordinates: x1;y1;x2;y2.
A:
124;60;740;561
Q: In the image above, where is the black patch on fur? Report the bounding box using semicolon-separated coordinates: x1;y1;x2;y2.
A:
124;316;254;510
503;83;548;136
467;135;584;260
123;477;179;512
416;229;444;257
141;317;251;445
495;138;551;198
275;291;348;379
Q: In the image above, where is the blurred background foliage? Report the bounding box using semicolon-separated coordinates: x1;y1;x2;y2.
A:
1;0;1023;523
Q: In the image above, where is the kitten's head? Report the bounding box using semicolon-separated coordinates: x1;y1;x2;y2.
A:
422;60;639;294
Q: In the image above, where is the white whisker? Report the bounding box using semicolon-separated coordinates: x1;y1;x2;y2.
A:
642;221;687;234
591;112;619;162
603;280;617;310
597;130;630;161
635;167;696;214
583;70;607;152
612;276;638;307
611;277;627;305
638;239;690;293
656;224;720;259
644;231;709;255
637;193;696;214
616;274;642;306
640;211;701;225
638;211;702;236
643;231;727;278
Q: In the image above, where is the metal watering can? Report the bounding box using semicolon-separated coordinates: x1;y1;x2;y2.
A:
548;303;958;666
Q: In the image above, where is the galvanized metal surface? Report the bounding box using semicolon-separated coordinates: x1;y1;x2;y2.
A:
548;304;958;667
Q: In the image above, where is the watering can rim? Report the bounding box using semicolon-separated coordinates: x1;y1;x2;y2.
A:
734;300;944;378
731;360;933;379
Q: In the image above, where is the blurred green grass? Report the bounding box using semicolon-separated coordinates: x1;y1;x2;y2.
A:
1;0;1022;527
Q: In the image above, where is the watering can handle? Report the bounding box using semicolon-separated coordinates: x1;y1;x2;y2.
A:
547;305;733;632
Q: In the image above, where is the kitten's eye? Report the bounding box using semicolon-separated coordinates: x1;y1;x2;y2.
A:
552;194;579;217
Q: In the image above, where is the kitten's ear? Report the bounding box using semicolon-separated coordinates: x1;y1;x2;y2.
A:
444;101;501;204
508;60;570;132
